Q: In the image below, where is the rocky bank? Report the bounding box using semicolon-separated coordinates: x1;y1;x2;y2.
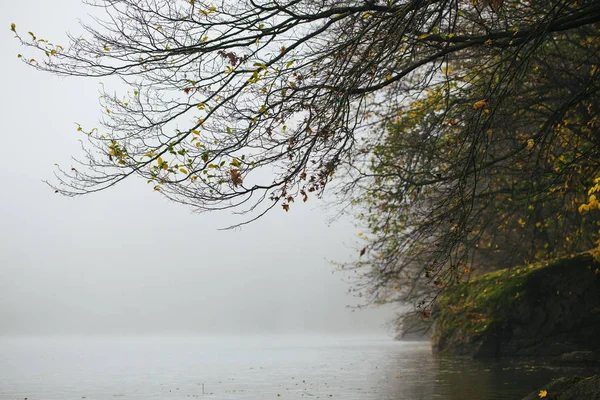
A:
431;253;600;359
521;375;600;400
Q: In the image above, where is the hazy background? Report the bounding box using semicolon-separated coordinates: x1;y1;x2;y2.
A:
0;0;394;336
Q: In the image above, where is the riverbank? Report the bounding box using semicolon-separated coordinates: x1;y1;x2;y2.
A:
521;375;600;400
432;252;600;359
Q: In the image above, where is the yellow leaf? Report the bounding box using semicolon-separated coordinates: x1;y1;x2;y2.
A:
526;138;534;150
538;389;548;398
418;33;430;39
202;36;209;42
10;23;16;32
473;99;487;109
104;45;110;51
157;157;163;165
191;129;200;135
179;168;188;174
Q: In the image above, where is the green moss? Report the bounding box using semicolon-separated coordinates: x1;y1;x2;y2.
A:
433;252;594;353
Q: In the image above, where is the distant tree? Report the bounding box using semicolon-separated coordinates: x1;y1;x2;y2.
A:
343;23;600;311
12;0;600;229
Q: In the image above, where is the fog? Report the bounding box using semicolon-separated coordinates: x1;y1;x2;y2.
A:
0;0;394;336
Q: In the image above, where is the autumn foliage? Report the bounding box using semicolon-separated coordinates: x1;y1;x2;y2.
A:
12;0;600;310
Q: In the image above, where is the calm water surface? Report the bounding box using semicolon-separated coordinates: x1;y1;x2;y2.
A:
0;336;596;400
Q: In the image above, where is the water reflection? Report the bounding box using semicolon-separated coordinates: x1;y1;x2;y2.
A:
0;336;597;400
385;343;599;400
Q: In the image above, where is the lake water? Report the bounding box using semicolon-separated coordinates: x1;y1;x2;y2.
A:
0;336;597;400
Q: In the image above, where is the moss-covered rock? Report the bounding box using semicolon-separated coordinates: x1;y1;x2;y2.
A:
521;375;600;400
432;253;600;358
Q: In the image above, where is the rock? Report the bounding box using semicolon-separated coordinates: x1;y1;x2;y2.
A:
521;375;600;400
558;351;600;366
432;253;600;358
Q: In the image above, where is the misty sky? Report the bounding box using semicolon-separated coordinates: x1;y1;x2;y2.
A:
0;0;395;336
